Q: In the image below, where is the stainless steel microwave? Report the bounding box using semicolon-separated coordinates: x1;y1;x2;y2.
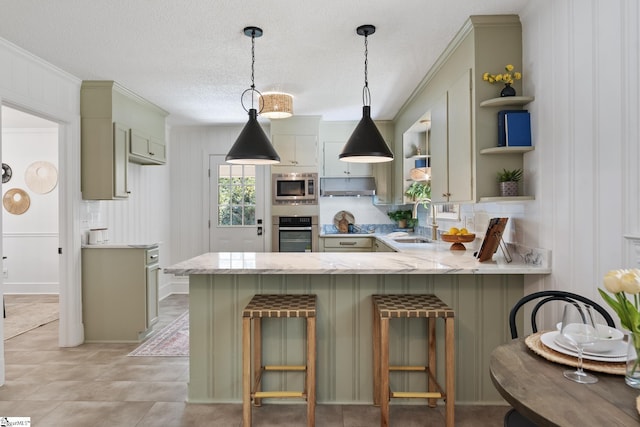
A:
272;173;318;205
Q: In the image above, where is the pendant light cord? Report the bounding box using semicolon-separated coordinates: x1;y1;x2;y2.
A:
250;29;256;108
362;31;372;107
241;27;263;113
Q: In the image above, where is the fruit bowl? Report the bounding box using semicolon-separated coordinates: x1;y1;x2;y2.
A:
440;233;476;250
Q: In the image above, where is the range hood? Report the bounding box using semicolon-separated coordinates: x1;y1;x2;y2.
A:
320;177;376;197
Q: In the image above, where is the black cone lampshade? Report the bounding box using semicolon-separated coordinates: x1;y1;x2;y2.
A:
225;26;280;165
339;106;393;163
340;24;393;164
226;108;280;165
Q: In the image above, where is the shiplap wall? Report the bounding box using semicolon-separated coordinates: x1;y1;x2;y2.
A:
519;0;640;328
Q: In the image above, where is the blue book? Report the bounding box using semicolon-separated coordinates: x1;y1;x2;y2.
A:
504;111;532;147
497;110;528;147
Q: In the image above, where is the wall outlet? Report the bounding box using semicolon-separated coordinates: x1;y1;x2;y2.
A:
3;268;7;279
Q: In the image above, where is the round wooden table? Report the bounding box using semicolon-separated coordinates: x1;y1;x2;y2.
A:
490;338;640;426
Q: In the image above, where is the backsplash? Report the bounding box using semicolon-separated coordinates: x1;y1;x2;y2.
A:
319;195;529;243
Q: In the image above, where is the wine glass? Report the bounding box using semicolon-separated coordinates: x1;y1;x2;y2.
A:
560;302;599;384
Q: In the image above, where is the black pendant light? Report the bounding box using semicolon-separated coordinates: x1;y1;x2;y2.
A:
226;26;280;165
340;24;394;164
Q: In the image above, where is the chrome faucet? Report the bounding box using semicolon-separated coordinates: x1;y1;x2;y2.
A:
412;198;438;241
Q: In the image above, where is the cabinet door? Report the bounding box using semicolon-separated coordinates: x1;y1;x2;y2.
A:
113;123;129;198
293;135;317;166
429;93;449;203
146;263;159;327
447;69;473;202
130;129;166;165
323;141;372;176
273;134;297;165
272;134;317;166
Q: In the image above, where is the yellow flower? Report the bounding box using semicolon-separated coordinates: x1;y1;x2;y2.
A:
482;64;523;85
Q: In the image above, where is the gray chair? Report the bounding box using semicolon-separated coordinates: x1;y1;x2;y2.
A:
504;290;616;427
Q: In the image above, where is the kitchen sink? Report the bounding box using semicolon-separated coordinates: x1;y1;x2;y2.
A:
392;236;431;244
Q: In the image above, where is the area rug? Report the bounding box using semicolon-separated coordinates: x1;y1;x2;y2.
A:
3;298;59;340
128;311;189;357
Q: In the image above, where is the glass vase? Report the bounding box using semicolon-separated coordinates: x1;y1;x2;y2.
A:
626;332;640;388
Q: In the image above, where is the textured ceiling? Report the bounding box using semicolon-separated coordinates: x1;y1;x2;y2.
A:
0;0;529;126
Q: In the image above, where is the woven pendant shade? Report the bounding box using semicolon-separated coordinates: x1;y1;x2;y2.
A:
261;93;293;119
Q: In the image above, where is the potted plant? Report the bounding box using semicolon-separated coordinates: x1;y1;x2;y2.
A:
497;168;523;197
404;182;431;203
387;209;416;230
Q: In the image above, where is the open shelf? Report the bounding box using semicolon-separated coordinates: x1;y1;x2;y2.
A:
480;96;535;108
480;146;534;155
479;195;535;203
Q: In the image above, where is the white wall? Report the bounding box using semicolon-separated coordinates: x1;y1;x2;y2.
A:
167;125;258;290
520;0;640;326
0;37;174;361
2;127;59;293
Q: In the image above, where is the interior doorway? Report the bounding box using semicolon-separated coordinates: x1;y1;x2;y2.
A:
1;105;60;336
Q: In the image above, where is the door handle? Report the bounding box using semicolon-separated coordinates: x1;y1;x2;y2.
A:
257;226;263;236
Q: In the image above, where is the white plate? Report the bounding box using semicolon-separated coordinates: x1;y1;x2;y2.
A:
539;331;627;362
554;333;627;358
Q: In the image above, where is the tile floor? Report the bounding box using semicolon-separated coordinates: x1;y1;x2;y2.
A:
2;294;511;426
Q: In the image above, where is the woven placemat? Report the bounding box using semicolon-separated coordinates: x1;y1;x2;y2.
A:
525;331;626;375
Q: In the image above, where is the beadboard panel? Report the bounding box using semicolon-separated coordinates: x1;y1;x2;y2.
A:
519;1;640;329
188;273;523;405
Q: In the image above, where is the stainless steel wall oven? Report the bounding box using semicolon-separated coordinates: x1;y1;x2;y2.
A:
272;215;318;252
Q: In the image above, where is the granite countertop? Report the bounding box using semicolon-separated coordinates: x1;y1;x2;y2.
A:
165;235;550;276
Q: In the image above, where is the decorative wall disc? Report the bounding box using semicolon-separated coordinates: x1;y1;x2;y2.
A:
25;161;58;194
1;163;12;183
3;188;31;215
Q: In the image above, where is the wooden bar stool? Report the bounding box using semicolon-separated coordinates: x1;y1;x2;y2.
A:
372;294;455;427
242;294;317;427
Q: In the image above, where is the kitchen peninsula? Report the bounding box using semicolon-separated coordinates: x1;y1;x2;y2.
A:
164;238;550;405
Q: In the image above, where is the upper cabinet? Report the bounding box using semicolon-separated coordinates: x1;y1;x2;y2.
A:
81;81;168;200
429;70;473;203
272;134;317;167
323;141;372;177
395;15;533;203
319;121;394;205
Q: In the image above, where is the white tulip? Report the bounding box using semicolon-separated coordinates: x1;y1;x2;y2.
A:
621;269;640;295
603;269;625;293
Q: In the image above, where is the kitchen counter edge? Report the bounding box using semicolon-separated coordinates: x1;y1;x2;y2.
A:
164;238;551;276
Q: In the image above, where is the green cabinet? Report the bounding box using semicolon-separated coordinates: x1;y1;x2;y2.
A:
373;239;396;252
82;246;159;342
320;236;373;252
397;15;530;203
80;81;168;200
130;128;166;165
430;69;473;203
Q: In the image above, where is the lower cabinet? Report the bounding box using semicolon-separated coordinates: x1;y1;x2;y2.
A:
82;246;159;342
373;240;396;252
320;236;373;252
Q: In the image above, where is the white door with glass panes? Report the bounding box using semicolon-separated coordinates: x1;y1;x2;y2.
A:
209;155;267;252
